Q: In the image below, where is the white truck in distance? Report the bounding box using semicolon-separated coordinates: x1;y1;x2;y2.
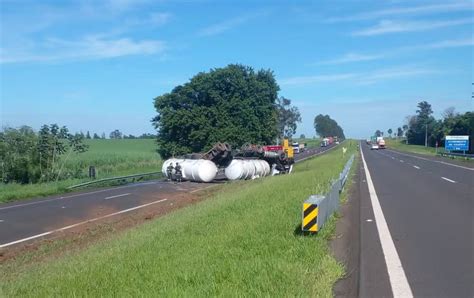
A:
292;142;300;154
376;137;386;149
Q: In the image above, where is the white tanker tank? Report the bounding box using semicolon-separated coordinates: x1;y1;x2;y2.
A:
162;159;218;183
224;159;271;180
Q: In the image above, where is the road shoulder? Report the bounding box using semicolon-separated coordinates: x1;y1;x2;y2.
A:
331;155;361;297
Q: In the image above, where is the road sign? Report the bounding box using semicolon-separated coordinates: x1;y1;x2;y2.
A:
445;135;469;151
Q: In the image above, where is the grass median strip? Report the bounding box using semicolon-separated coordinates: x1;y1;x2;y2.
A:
1;141;358;297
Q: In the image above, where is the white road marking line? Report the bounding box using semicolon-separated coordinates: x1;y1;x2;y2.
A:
413;166;420;169
0;181;159;211
0;220;4;223
391;157;395;160
360;145;413;297
104;193;131;200
441;177;456;183
0;198;168;248
400;160;404;163
366;219;373;222
386;149;474;171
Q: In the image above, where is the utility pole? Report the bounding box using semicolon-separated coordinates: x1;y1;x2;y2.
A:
425;124;428;147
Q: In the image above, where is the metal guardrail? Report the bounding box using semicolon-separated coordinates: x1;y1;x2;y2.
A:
301;154;355;233
436;152;474;159
67;171;163;190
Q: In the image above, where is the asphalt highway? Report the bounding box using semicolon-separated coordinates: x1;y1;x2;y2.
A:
359;142;473;297
0;142;339;248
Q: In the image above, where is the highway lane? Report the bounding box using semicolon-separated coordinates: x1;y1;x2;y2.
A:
0;142;339;248
359;143;473;297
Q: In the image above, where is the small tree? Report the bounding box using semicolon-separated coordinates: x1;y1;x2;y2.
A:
109;130;122;139
388;128;393;138
299;134;306;139
101;132;106;139
93;133;100;139
397;127;403;138
86;131;91;139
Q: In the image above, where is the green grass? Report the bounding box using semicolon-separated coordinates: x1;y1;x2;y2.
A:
385;138;440;155
67;139;162;178
385;139;473;162
0;139;162;203
0;140;358;297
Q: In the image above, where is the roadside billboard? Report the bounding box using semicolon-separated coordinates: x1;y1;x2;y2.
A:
445;135;469;151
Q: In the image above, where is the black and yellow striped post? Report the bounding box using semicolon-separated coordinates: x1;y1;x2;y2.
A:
302;202;318;232
302;195;325;233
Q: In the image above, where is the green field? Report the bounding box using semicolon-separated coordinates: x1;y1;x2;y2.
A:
0;141;358;297
0;139;162;203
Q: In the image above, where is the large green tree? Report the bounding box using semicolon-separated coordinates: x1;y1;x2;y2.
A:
152;64;280;158
313;114;345;139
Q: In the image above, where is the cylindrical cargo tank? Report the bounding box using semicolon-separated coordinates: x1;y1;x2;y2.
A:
162;158;217;182
224;159;270;180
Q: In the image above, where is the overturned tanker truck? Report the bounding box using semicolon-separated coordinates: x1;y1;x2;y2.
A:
161;139;295;183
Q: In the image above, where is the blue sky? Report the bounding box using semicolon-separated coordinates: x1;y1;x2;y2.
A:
1;0;472;139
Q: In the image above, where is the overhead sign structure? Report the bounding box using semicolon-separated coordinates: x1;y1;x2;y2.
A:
445;135;469;151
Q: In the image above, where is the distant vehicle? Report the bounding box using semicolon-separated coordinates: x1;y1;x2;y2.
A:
371;144;379;150
378;139;386;149
298;143;305;152
321;138;329;147
292;142;300;154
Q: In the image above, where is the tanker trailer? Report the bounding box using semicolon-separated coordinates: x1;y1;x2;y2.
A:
224;159;271;180
162;158;218;183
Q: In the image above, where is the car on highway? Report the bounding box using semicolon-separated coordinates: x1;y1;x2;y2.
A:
370;143;379;150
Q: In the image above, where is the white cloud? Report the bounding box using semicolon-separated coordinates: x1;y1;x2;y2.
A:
280;66;438;86
148;12;172;26
198;12;268;37
327;2;473;22
0;36;166;64
318;37;473;66
105;0;152;12
318;53;385;65
357;66;437;85
353;18;473;36
406;37;474;50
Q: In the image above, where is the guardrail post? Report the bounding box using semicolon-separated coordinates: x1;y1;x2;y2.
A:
302;195;325;232
301;154;355;234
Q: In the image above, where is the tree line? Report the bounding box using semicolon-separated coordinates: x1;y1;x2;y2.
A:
0;124;88;184
313;114;345;139
375;101;473;152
